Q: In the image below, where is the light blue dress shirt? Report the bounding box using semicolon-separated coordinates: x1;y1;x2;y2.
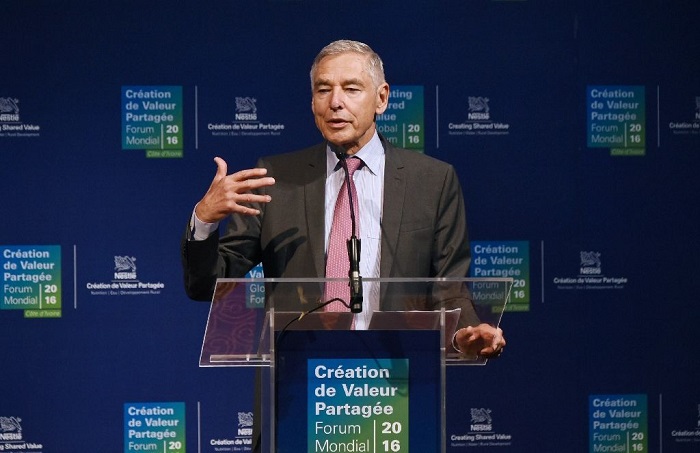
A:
324;132;385;329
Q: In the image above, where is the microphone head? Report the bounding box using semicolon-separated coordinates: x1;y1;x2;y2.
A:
329;143;347;161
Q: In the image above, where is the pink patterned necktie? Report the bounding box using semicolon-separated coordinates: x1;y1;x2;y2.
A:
324;157;363;311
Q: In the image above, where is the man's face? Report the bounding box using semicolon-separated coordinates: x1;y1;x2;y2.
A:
311;52;389;155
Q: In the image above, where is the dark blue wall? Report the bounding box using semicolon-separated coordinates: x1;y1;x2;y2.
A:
2;1;698;452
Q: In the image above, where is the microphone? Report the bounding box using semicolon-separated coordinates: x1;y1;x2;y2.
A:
335;151;363;314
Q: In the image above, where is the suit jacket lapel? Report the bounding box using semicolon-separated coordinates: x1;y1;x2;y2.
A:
304;143;328;277
305;137;406;282
380;141;405;279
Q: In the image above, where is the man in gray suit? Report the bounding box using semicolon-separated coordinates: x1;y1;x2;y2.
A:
182;39;505;358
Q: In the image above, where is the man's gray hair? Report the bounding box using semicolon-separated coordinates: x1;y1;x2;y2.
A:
310;39;386;89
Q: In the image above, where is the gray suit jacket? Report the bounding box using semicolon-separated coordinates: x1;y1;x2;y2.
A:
181;136;479;326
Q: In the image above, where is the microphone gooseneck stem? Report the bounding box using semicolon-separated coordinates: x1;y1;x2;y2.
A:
347;237;362;313
336;151;357;237
336;151;363;313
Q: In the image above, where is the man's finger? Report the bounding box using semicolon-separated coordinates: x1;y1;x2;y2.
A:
213;156;228;179
491;329;502;349
231;167;270;182
228;168;275;193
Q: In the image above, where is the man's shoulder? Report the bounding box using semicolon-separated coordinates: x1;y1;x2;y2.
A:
256;142;326;182
385;144;455;172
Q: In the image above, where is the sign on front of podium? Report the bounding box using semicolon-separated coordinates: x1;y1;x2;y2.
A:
308;358;409;452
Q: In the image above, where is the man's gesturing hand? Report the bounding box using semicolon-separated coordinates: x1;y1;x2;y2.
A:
195;157;275;223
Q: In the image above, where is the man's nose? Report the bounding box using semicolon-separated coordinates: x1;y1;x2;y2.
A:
330;89;344;110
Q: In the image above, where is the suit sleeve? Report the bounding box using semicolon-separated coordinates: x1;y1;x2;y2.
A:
431;164;471;278
431;165;481;328
180;160;267;301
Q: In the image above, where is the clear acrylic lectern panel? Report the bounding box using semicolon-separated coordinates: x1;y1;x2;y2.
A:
199;277;511;453
199;277;512;367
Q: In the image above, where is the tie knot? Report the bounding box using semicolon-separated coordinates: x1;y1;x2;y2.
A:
345;157;363;176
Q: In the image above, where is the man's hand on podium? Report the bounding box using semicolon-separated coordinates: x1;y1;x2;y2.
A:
454;324;506;358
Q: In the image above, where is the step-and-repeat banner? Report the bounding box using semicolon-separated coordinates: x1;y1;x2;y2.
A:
2;1;699;452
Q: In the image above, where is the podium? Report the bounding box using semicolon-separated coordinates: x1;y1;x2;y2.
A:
199;277;511;453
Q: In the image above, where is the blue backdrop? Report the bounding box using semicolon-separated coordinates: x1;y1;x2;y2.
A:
2;1;699;452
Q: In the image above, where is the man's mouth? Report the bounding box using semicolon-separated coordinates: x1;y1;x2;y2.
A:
328;119;349;128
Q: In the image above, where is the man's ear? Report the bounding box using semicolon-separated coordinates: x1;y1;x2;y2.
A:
375;83;390;115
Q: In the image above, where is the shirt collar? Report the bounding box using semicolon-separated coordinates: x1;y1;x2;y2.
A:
326;131;384;177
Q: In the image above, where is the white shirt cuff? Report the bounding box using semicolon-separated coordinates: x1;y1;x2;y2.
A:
190;207;219;241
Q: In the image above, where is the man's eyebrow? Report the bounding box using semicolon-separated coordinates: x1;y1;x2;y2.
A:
313;79;331;88
342;78;366;87
313;77;366;88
